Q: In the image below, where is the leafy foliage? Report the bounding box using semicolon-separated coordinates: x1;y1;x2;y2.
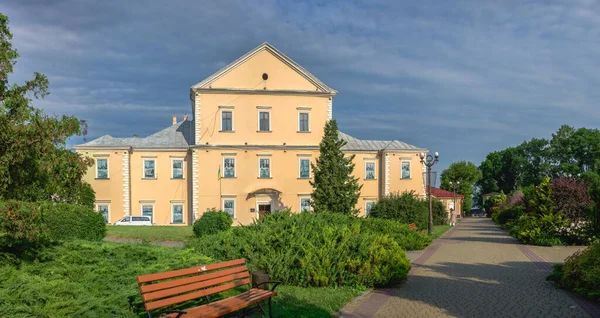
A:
491;205;524;226
552;177;593;221
192;209;232;237
527;176;553;216
0;14;93;205
549;242;600;303
310;120;362;214
0;200;106;262
440;161;481;212
508;214;566;246
368;191;446;229
186;212;422;288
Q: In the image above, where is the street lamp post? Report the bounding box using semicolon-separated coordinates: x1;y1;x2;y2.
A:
420;151;439;235
449;181;460;218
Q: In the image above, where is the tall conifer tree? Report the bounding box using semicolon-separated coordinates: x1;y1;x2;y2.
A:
310;120;362;214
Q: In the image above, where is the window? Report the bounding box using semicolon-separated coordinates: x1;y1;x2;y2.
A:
97;204;109;223
96;158;108;179
172;204;184;224
121;216;131;222
365;202;375;216
223;157;235;178
299;158;310;178
401;161;411;179
298;113;310;132
300;198;311;212
221;110;233;131
172;159;184;179
365;162;376;180
259;158;271;178
142;205;153;222
223;199;235;219
143;159;156;179
259;111;270;131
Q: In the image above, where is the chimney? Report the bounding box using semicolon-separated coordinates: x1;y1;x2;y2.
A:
183;115;188;121
172;115;177;125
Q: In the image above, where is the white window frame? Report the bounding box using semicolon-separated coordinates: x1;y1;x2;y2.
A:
258;157;271;178
257;110;271;132
143;158;156;179
171;158;184;179
96;158;109;179
298;111;310;132
141;204;154;223
298;158;311;178
401;160;411;179
171;203;184;224
223;157;236;178
220;109;234;131
222;198;236;219
365;201;375;216
96;203;110;223
299;197;312;212
364;161;376;180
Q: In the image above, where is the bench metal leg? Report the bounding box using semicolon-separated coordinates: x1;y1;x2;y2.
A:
268;298;273;317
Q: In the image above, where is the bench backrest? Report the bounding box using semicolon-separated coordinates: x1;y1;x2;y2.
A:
137;258;250;311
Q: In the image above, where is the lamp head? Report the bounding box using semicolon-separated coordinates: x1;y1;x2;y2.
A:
434;152;439;159
419;152;425;160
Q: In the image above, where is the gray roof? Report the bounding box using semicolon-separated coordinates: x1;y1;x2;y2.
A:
339;131;421;151
76;121;194;149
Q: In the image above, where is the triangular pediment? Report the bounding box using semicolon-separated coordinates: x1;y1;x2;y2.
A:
192;42;335;93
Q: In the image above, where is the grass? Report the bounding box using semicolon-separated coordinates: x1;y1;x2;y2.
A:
430;224;452;240
106;225;193;242
0;241;362;317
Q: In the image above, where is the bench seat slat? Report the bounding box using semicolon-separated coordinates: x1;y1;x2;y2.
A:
143;272;250;302
140;265;248;294
137;258;246;283
163;289;276;318
145;278;250;311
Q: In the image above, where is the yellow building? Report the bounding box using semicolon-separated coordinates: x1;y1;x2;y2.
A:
74;43;428;225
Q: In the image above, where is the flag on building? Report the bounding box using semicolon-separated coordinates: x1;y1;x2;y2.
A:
218;165;222;180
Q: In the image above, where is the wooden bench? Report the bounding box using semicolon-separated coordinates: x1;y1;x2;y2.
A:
408;223;418;231
137;258;280;318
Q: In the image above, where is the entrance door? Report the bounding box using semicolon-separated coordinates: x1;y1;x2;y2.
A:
258;204;271;219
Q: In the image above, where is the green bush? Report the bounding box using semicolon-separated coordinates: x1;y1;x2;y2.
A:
0;200;51;260
40;202;106;242
193;209;232;237
492;205;524;226
548;242;600;302
508;214;566;246
186;212;415;288
360;217;432;251
369;191;445;229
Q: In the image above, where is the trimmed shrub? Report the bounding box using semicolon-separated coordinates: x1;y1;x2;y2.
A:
193;209;232;237
548;242;600;303
0;201;51;260
492;205;524;226
40;202;106;242
369;191;445;229
186;212;416;288
508;214;566;246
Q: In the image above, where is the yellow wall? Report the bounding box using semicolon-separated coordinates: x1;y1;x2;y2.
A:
80;149;126;224
385;152;425;198
349;152;381;216
130;151;190;225
196;149;318;224
437;197;463;218
196;93;330;146
210;50;320;91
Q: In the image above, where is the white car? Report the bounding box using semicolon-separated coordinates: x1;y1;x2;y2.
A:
114;216;152;226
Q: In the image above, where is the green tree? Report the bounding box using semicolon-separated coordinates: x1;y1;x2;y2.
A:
311;120;362;214
0;14;93;206
440;161;481;212
527;176;553;216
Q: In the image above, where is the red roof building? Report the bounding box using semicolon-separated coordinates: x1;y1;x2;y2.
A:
428;187;464;199
427;187;464;217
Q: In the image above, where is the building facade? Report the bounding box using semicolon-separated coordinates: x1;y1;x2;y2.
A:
74;43;427;225
429;187;464;218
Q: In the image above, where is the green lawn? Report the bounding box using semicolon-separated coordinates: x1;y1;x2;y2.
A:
431;225;452;240
0;241;362;317
106;225;193;242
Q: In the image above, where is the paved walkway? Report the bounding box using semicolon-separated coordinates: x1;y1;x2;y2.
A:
339;218;599;318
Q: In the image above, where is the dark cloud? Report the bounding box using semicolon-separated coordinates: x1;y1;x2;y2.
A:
3;0;600;173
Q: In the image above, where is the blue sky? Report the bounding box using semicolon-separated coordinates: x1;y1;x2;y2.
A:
3;0;600;178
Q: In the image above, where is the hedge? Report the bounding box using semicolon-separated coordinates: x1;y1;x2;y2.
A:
548;241;600;302
193;209;232;237
186;211;422;288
